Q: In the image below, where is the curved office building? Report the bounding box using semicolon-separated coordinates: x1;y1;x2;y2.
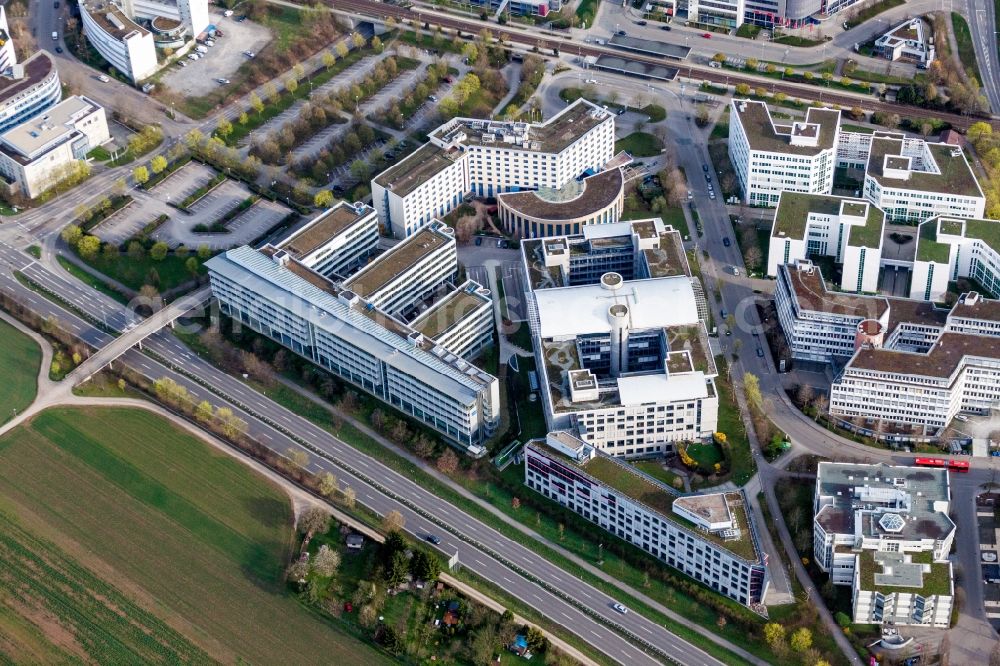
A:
80;1;158;83
0;51;61;134
497;168;624;238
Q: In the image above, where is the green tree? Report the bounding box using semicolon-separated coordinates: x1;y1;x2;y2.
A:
149;241;169;261
743;372;763;411
217;117;233;139
335;41;349;58
238;111;249;125
322;51;336;69
371;36;383;53
77;235;101;260
250;92;264;116
61;224;82;246
789;627;812;652
735;83;750;96
763;623;785;647
195;400;214;422
712;52;725;62
409;549;441;581
297;506;331;536
286;77;298;94
185;256;200;277
318;471;338;496
133;165;149;185
314;189;334;208
150;155;167;174
385;550;409;587
351;32;365;49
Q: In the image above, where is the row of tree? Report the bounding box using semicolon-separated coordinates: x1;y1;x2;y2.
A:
967;122;1000;219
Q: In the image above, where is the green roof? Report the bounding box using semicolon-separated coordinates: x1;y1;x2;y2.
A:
858;549;952;597
916;220;952;263
373;144;459;198
846;201;885;248
963;218;1000;250
773;192;841;239
867;138;982;197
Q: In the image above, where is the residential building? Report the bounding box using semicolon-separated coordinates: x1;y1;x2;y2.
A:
80;1;158;82
874;18;935;66
206;221;499;452
0;95;109;198
278;201;379;278
767;192;884;293
0;51;61;135
728;99;841;206
813;462;954;627
497;167;625;238
522;219;718;457
911;217;1000;302
525;431;770;608
862;134;984;223
372;99;615;238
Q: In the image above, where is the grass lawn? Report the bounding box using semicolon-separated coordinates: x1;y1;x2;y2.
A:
661;204;690;239
631;460;684;490
952;13;984;85
687;440;724;468
0;318;40;424
0;407;394;665
87;146;112;161
615;132;663;158
74;250;205;293
56;255;128;304
713;355;755;486
845;0;905;28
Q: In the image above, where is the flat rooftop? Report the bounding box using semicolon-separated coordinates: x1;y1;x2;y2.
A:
411;284;489;340
859;550;951;597
373;143;459;198
496;168;623;221
783;264;888;319
344;225;450;299
431;99;611;154
589;55;679;82
531;440;759;561
0;51;54;108
885;296;949;333
280;203;373;258
0;95;95;158
642;228;691;278
82;1;149;39
773;192;843;240
950;293;1000;321
607;34;691;60
866;137;982;197
850;331;1000;378
733;100;840;156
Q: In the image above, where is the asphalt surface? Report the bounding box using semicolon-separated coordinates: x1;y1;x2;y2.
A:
0;240;738;666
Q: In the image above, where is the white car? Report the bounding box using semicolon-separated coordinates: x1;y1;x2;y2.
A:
612;603;628;614
585;78;597;84
217;78;230;84
187;53;199;61
243;51;255;58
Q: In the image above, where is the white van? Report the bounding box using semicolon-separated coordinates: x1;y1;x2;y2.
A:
52;31;58;41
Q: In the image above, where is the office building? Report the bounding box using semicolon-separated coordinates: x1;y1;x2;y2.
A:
80;1;158;82
911;217;1000;302
206;212;498;452
0;7;18;74
372;99;615;238
861;134;984;223
767;192;884;293
814;462;954;627
689;0;745;29
123;0;209;38
278;201;380;278
525;431;769;608
874;18;935;66
728;100;841;206
0;51;61;135
0;95;109;198
497;166;625;239
522;219;718;457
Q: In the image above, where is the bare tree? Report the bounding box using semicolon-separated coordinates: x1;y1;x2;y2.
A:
297;506;331;536
382;510;405;533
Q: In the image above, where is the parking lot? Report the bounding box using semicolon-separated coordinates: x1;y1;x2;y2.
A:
93;162;291;249
160;14;272;98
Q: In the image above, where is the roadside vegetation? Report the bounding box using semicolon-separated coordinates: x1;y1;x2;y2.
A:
843;0;905;29
0;318;40;423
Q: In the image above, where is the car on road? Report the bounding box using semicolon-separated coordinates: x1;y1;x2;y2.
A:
235;15;247;22
188;53;199;60
497;239;503;247
637;20;647;26
53;1;59;7
721;309;727;319
612;603;628;614
702;164;709;172
425;534;442;545
55;46;63;53
702;32;712;38
722;237;731;247
704;173;711;182
475;237;482;246
709;191;716;200
585;78;597;84
216;78;230;84
733;267;740;276
660;25;671;31
687;190;693;200
756;348;765;358
243;51;255;58
617;30;626;36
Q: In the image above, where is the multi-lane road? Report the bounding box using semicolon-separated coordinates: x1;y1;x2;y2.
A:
0;240;750;666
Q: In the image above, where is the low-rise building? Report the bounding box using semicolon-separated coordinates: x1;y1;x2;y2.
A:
497;167;625;239
522;219;718;457
874;18;935;66
80;1;158;82
0;95;109;198
0;51;61;135
814;462;954;627
206;216;498;452
862;134;984;223
372;99;615;238
911;216;1000;302
767;192;884;293
525;432;769;608
728;99;841;206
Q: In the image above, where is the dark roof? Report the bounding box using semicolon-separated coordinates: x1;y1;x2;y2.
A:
784;264;888;318
850;332;1000;377
950;297;1000;322
496;169;623;221
885;297;949;332
0;51;54;107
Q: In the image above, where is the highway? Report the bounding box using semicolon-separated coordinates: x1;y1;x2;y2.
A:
0;239;745;666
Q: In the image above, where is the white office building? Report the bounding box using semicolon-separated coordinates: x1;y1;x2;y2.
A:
522;219;718;458
0;7;18;74
861;134;984;224
767;192;885;293
728;99;841;206
279;201;380;278
372;99;616;238
0;50;61;135
814;462;954;627
688;0;746;29
124;0;209;38
0;95;109;198
80;1;158;83
874;18;935;66
525;431;770;608
911;216;1000;302
207;213;498;452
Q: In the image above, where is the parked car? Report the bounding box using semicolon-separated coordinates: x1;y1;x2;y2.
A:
722;237;731;247
243;50;255;58
475;237;482;246
637;20;647;26
54;46;63;53
216;78;230;85
702;164;709;172
702;32;712;38
704;173;711;182
757;348;765;358
53;1;60;7
661;25;672;31
617;30;626;36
